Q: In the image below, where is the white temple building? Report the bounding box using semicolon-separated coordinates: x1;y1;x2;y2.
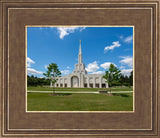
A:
51;40;108;88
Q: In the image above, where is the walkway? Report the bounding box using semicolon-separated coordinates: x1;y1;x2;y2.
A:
27;91;133;93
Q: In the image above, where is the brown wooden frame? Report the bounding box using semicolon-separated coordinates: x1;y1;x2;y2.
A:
0;0;159;137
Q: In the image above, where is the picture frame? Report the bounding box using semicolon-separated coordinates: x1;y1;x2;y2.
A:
0;0;159;137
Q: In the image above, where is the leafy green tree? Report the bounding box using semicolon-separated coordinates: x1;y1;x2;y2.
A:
103;63;121;92
129;71;133;86
119;74;125;86
119;71;133;87
27;75;50;86
123;75;129;87
43;63;61;94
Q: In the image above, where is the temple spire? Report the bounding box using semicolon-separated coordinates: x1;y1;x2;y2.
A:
79;39;82;54
78;40;82;64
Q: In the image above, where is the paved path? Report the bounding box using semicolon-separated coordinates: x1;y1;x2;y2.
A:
27;91;133;93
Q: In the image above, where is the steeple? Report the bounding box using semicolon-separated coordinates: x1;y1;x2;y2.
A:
78;40;82;64
73;40;87;75
79;39;82;54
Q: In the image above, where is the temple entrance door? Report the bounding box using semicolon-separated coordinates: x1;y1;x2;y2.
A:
71;76;79;87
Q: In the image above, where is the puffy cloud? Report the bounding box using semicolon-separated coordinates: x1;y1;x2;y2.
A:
121;69;133;76
27;57;35;67
57;27;86;39
100;62;116;69
86;61;100;72
44;65;48;69
124;35;133;43
27;68;43;75
120;35;123;39
66;66;70;69
79;27;86;32
91;71;104;74
104;41;121;52
27;57;43;75
61;70;70;75
119;66;125;69
120;56;133;68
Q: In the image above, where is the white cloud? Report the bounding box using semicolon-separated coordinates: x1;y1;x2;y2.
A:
79;27;86;32
27;57;43;75
66;66;70;69
27;57;35;67
44;65;48;69
27;68;43;75
57;27;86;39
121;69;133;76
91;71;104;74
104;41;121;52
120;56;133;68
61;70;70;75
120;35;123;39
119;66;125;69
100;62;116;69
124;35;133;43
86;61;99;72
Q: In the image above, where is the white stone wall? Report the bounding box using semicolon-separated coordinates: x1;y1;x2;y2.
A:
53;73;108;88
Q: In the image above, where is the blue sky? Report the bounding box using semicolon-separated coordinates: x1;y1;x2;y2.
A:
27;27;133;77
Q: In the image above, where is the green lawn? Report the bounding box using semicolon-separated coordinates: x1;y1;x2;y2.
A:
27;86;133;92
27;92;133;111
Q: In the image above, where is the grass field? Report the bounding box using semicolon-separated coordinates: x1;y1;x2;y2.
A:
27;86;133;92
27;92;133;111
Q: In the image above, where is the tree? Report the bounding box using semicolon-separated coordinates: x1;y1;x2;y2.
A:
118;71;133;87
43;63;61;94
27;75;50;86
129;71;133;86
119;74;125;86
103;63;121;92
